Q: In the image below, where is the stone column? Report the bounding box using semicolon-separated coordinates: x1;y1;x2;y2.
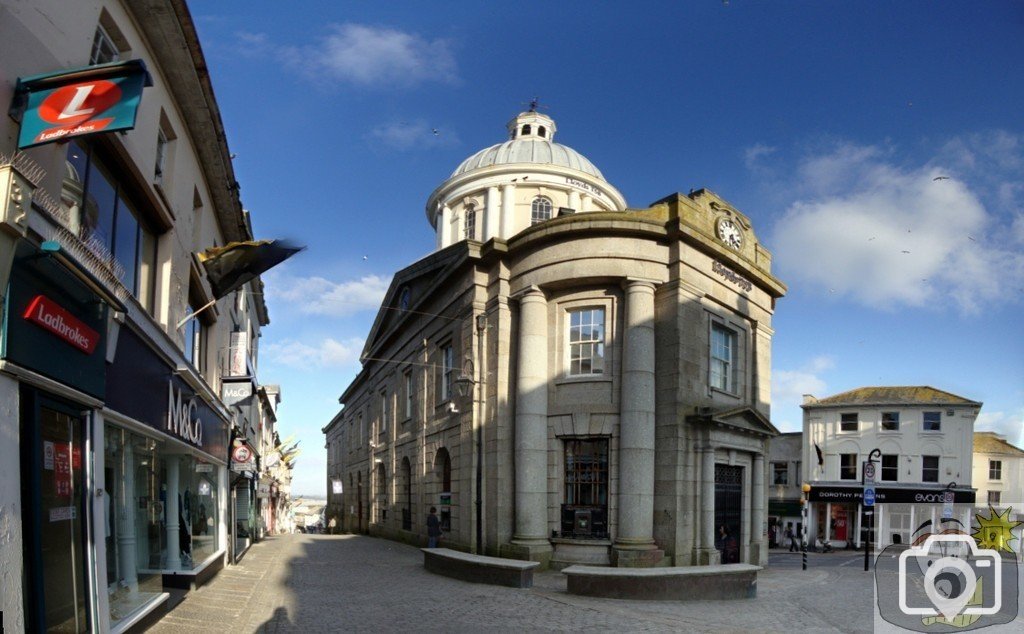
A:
117;439;139;593
505;286;552;564
440;205;452;248
613;280;662;566
165;456;181;570
485;186;499;240
700;445;719;564
751;453;765;564
567;190;581;213
501;184;516;236
855;503;863;548
581;194;592;212
825;502;832;545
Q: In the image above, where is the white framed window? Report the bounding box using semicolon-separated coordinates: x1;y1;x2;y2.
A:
710;323;737;393
840;453;857;480
89;24;120;65
923;411;941;431
567;308;605;376
840;412;858;432
988;490;1001;506
155;128;169;178
463;205;476;240
922;455;939;483
881;412;900;431
881;454;899;481
531;197;552;224
989;460;1002;480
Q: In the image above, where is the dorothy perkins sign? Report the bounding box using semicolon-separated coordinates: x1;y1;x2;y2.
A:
12;59;151;149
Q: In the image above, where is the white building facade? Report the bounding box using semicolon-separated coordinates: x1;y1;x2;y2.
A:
0;2;273;631
326;108;786;570
802;387;981;550
973;432;1024;511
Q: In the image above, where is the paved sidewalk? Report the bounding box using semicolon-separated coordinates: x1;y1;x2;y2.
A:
149;533;874;633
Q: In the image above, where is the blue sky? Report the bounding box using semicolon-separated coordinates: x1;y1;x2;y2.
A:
191;1;1024;497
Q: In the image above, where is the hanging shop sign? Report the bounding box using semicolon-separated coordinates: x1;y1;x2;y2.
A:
106;328;228;462
2;243;107;398
12;59;151;149
257;480;271;498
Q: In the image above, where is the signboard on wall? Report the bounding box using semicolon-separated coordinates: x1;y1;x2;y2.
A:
13;60;151;149
105;328;228;462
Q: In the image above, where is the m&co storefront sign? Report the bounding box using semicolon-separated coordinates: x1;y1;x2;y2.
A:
23;295;100;354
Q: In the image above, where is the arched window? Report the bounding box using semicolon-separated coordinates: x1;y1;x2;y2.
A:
522;124;532;136
538;126;546;138
531;197;552;225
463;204;476;240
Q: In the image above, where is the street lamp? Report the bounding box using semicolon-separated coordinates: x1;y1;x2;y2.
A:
801;482;811;571
864;448;881;572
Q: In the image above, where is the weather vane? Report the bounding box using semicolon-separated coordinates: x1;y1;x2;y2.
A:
523;96;548;112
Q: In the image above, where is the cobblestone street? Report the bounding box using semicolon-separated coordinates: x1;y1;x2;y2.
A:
149;534;874;633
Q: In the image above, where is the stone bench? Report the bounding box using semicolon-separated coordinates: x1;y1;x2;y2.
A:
562;563;760;600
422;548;541;588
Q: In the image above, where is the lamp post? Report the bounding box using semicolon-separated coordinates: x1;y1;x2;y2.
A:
864;448;881;572
453;364;482;554
801;482;811;571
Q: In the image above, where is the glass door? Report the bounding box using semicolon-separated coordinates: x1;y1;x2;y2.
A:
22;391;91;633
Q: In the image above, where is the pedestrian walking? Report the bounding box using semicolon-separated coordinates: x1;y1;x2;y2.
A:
426;506;442;548
787;524;798;552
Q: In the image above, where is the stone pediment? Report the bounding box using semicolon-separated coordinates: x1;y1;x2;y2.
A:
689;406;780;438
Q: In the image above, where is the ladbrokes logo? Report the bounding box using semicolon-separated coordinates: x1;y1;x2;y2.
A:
22;295;100;354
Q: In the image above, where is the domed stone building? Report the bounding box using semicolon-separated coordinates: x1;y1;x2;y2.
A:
324;108;786;569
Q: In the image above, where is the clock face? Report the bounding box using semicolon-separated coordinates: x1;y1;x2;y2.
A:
717;218;743;250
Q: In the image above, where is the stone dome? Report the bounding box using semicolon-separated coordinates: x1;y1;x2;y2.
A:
452;139;605;179
451;110;605;179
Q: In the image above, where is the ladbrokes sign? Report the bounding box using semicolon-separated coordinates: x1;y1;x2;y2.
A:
23;295;100;354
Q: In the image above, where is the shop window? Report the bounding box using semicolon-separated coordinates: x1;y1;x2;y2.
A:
881;454;898;481
772;462;788;485
531;196;552;224
840;412;858;432
840;453;857;480
710;323;738;393
988;490;1001;506
561;438;609;538
567;307;605;376
103;425;219;629
922;455;940;483
922;411;941;431
989;460;1002;480
881;412;900;431
60;142;159;311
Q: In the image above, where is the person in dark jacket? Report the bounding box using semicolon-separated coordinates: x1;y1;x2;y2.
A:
427;507;442;548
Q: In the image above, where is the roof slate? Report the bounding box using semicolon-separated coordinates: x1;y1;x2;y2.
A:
974;432;1024;456
804;386;980;408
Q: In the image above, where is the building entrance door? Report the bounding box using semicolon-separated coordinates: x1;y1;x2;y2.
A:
715;464;743;564
21;391;91;632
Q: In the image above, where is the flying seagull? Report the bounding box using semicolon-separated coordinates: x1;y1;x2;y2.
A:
933;176;950;181
901;250;911;254
432;128;439;136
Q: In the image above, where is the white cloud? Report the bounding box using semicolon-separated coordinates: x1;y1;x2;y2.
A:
367;120;457;151
743;143;777;170
265;272;389;317
772;141;1024;313
771;356;835;432
303;23;457;88
976;409;1024;448
264;337;364;370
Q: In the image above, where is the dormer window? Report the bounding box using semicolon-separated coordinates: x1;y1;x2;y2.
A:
522;124;532;136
